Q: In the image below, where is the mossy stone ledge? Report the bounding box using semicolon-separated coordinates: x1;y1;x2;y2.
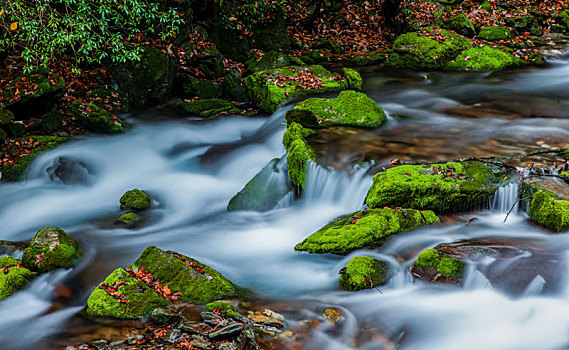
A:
22;227;81;273
411;248;466;285
294;208;439;255
339;256;389;291
365;162;505;214
529;190;569;232
285;90;386;129
0;256;36;301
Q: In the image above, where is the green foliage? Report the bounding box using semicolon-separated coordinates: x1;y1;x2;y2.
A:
0;0;184;71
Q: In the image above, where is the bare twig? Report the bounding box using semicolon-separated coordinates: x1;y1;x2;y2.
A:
504;195;533;222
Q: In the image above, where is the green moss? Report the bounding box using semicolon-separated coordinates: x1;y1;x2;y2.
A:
529;190;569;232
313;39;343;54
86;268;168;319
294;208;439;254
183;79;223;99
198;47;224;79
443;14;476;37
415;249;440;268
287;138;314;190
505;14;536;31
205;301;240;319
285;90;386;129
0;135;69;182
117;212;145;228
339;256;389;291
413;248;465;280
243;65;350;113
351;51;389;66
68;100;127;134
342;68;363;90
120;189;151;211
386;29;470;69
282;122;315;150
300;50;329;64
478;26;513;41
556;9;569;30
223;70;249;101
480;1;491;11
4;68;65;109
0;108;14;126
40;109;63;134
244;51;305;77
21;227;80;273
0;257;36;301
447;46;523;71
437;255;465;279
87;88;129;114
178;99;236;117
365;162;500;213
227;158;293;212
131;246;242;304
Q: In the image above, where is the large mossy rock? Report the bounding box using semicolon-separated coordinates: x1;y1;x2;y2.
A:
178;99;239;118
243;65;358;113
198;47;224;79
285;90;386;129
339;256;389;291
365;162;505;213
228;157;293;212
0;256;36;301
131;246;242;304
244;51;305;77
386;29;470;70
478;26;513;41
446;46;522;71
295;208;439;254
283;123;316;190
505;14;536;32
68;100;127;134
120;189;151;211
529;190;569;232
86;268;169;319
183;78;223;99
223;70;249;101
443;14;476;37
3;68;65;118
110;46;177;107
22;227;81;273
411;248;466;285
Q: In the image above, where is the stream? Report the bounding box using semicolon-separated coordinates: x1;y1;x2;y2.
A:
3;48;569;350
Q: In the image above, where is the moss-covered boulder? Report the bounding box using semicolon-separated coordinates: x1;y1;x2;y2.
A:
40;109;63;134
313;39;343;54
478;26;513;41
228;157;293;212
131;246;242;304
198;47;224;79
244;51;305;77
86;268;169;319
223;70;249;101
0;136;69;182
283;123;316;190
211;25;250;62
351;50;389;66
243;65;357;113
3;68;65;118
110;46;177;107
120;189;151;211
505;14;536;32
301;49;329;65
285;90;385;129
295;208;439;254
178;99;239;118
22;227;81;273
443;14;476;37
0;256;36;301
365;162;505;214
68;100;127;134
386;29;470;70
556;9;569;30
411;248;466;284
342;68;363;90
183;78;223;99
446;46;523;71
529;190;569;232
339;256;389;291
87;88;129;114
117;212;145;228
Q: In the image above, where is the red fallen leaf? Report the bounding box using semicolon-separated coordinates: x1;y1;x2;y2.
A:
34;252;45;266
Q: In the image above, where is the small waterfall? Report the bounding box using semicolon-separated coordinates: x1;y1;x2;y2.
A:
302;162;373;211
491;182;520;213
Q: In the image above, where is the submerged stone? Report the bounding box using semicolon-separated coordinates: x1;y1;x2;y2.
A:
295;208;439;254
120;189;151;211
86;268;168;319
227;157;293;212
117;212;145;228
412;248;466;285
365;162;504;214
243;65;357;113
0;256;36;301
529;190;569;232
285;90;386;129
339;256;389;291
446;46;522;71
22;227;81;273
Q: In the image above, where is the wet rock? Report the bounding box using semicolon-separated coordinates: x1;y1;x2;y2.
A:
322;308;344;325
0;256;36;301
339;256;390;291
0;240;28;257
180;322;213;335
150;307;178;325
529;189;569;232
285;90;385;129
412;248;466;285
295;208;439;254
67;100;127;134
86;268;168;319
46;157;93;185
89;339;108;350
243;65;358;113
178;99;239;118
117;212;145;228
208;322;244;340
365;162;508;214
248;311;284;328
351;50;389;66
110;46;177;107
227;157;293;212
120;189;151;211
22;227;81;273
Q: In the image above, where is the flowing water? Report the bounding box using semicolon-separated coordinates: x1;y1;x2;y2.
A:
3;50;569;350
